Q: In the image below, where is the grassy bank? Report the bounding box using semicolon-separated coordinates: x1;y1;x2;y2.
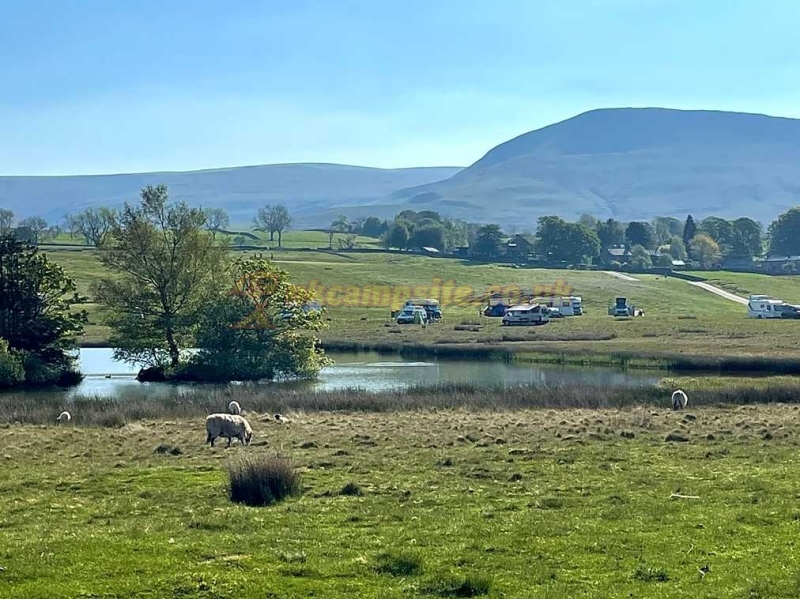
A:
6;378;800;426
45;247;800;359
5;403;800;597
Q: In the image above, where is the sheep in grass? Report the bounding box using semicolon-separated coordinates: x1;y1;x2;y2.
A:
228;400;242;415
671;389;688;411
206;414;253;448
274;413;291;424
56;411;71;424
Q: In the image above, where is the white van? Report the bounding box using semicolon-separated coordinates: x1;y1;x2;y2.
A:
747;295;785;319
502;304;550;326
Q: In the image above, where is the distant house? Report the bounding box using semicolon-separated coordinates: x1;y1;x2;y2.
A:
506;234;537;261
602;244;662;264
722;256;756;270
757;255;800;274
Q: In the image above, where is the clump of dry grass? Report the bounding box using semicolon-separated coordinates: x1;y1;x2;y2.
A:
227;455;301;507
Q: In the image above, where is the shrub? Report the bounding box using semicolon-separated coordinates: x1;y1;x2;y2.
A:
633;565;670;583
374;550;424;576
339;482;362;496
425;575;492;597
0;341;24;387
227;455;301;507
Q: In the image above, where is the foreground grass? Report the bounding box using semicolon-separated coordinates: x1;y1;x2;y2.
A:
3;404;800;598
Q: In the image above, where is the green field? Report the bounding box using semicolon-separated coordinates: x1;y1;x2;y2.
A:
4;405;800;598
44;247;800;361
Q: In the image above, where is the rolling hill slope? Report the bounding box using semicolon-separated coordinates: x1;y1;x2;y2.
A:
385;108;800;225
0;163;462;226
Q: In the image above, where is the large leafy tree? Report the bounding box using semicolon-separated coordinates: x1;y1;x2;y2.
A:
470;224;504;259
595;218;625;248
409;224;446;251
361;216;388;238
0;234;85;385
537;216;600;263
700;217;734;253
729;217;763;258
254;204;292;246
67;207;117;247
629;245;652;269
95;185;229;368
189;258;329;381
625;221;656;249
682;215;697;248
652;217;683;245
384;222;409;250
769;208;800;257
668;236;688;261
690;234;722;269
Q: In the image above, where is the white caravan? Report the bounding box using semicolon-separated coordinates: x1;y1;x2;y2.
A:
532;296;583;316
747;295;785;319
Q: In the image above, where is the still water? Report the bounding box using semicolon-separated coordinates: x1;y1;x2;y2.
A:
62;348;662;399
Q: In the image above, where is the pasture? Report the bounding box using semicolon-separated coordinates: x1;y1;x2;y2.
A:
44;247;800;362
3;403;800;598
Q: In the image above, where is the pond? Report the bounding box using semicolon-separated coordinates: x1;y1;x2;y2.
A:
43;348;665;400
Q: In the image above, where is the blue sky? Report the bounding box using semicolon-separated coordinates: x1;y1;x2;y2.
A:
2;0;799;175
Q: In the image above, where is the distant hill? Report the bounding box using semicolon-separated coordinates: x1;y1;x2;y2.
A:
383;108;800;226
0;163;462;226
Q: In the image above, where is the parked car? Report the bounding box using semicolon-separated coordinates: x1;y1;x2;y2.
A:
396;306;428;324
546;307;565;319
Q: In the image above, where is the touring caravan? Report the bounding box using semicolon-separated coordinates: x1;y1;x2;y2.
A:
502;304;550;326
533;296;583;316
747;295;787;319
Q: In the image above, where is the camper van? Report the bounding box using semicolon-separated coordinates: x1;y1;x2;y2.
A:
747;295;787;319
502;304;550;326
405;298;442;322
533;296;583;316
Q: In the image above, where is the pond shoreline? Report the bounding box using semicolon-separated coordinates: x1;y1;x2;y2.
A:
78;337;800;375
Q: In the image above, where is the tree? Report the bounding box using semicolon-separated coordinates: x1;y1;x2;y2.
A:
578;213;599;230
0;234;86;386
690;234;722;269
652;217;683;245
384;222;409;250
629;245;652;269
0;209;13;232
328;215;350;248
730;217;763;258
682;215;697;249
408;224;446;251
67;207;116;247
536;216;600;263
769;208;800;257
471;224;504;259
17;216;48;244
95;185;229;368
700;217;734;253
188;258;329;382
254;204;292;246
204;208;230;238
361;216;388;238
668;236;688;261
337;234;357;250
625;221;656;249
596;218;625;248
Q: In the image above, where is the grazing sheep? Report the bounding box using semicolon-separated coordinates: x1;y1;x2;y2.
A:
671;389;688;411
274;413;291;424
228;400;242;415
206;414;253;448
56;411;71;423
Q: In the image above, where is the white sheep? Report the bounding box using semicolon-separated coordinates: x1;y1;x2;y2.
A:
56;411;71;423
205;414;253;448
274;413;291;424
671;389;688;411
228;400;242;415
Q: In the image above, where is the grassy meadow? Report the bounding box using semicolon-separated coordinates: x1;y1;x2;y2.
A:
44;245;800;362
4;403;800;598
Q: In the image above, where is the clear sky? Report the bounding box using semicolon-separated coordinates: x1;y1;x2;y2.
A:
2;0;799;175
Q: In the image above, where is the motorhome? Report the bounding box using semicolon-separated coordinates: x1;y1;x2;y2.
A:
501;303;550;326
608;297;643;317
533;296;583;316
405;298;442;322
747;295;787;319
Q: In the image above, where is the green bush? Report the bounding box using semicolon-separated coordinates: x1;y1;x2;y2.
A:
0;340;24;387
